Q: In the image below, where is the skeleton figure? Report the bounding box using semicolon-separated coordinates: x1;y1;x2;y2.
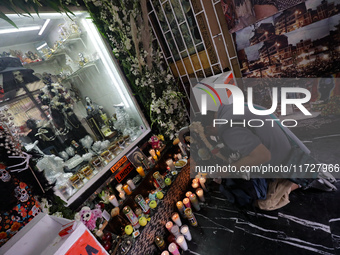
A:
0;168;11;182
14;184;29;203
13;71;24;84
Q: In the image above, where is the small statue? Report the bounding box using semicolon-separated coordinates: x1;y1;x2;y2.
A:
148;135;162;150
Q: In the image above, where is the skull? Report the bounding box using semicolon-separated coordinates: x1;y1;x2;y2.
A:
0;168;11;182
80;206;92;222
13;71;24;84
14;185;29;202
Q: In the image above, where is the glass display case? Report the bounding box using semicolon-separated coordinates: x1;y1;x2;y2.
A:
0;12;150;206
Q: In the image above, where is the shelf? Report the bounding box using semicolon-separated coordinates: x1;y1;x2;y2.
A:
61;59;101;82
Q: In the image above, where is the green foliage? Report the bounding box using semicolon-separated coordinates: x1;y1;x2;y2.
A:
0;0;80;28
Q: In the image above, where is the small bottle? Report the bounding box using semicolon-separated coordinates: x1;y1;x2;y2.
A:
155;235;166;251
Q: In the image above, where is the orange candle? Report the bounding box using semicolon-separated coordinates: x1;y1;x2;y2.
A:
123;184;132;195
136;166;145;177
185;191;192;198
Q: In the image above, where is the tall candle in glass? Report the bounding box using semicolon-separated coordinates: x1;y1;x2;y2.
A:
166;159;175;171
136;166;145;177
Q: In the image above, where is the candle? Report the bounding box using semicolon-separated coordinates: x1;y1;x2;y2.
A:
183;198;191;208
166;159;175;171
176;235;188;251
196;188;205;202
171;213;182;227
166;221;173;232
123;184;132;195
119;191;126;200
109;195;119;207
95;230;103;238
176;201;185;216
161;251;170;255
180;225;192;241
185;191;192;198
177;153;182;160
189;194;200;211
136;166;145;177
170;225;180;238
116;184;123;192
127;179;136;190
199;177;207;192
192;182;199;189
156;149;161;157
168;242;180;255
149;149;156;157
153;155;158;161
192;178;199;184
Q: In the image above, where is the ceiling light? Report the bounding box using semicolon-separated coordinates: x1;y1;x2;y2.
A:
36;43;48;50
38;19;50;35
0;26;41;35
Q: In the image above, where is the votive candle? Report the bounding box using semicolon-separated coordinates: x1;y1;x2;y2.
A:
176;235;188;251
199;177;207;192
109;195;119;207
116;184;123;192
168;242;180;255
180;225;192;241
127;179;136;190
119;191;126;200
170;225;180;238
171;212;182;227
161;251;170;255
156;149;161;157
186;191;192;198
149;149;156;157
192;182;199;189
136;166;145;177
166;159;175;171
196;188;205;202
183;198;191;208
166;221;173;232
176;201;185;216
189;194;200;211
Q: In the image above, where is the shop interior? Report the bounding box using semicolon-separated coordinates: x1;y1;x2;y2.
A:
0;0;340;255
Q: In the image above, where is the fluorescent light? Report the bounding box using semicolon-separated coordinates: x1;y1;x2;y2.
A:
36;43;48;50
38;19;50;35
0;26;41;34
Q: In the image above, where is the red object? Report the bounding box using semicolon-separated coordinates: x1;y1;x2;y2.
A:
98;202;105;210
58;221;75;237
104;241;112;251
167;234;176;244
65;230;107;255
102;232;112;242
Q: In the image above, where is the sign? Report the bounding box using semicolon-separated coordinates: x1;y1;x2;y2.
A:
65;230;107;255
110;156;128;173
115;162;134;183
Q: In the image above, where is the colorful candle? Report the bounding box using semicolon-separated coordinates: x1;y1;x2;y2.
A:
156;149;161;157
109;195;119;207
180;225;192;241
184;208;198;227
123;184;132;195
189;194;200;211
168;242;180;255
136;166;145;177
183;198;191;208
176;201;185;216
171;212;182;227
196;188;205;202
176;235;188;251
185;191;192;198
166;221;173;232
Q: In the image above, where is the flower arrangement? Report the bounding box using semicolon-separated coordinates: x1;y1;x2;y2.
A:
84;0;188;139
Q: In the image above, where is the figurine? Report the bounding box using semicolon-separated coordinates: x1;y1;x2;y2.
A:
149;135;162;150
76;205;102;231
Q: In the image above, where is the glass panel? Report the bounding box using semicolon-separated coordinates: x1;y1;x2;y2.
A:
152;0;169;32
170;0;185;24
165;32;180;61
184;6;202;45
180;23;195;55
163;1;186;52
150;12;171;58
0;12;149;204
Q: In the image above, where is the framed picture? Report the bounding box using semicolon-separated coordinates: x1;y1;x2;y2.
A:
126;146;149;168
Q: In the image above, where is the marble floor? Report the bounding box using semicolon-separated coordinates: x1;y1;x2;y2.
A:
182;181;340;255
